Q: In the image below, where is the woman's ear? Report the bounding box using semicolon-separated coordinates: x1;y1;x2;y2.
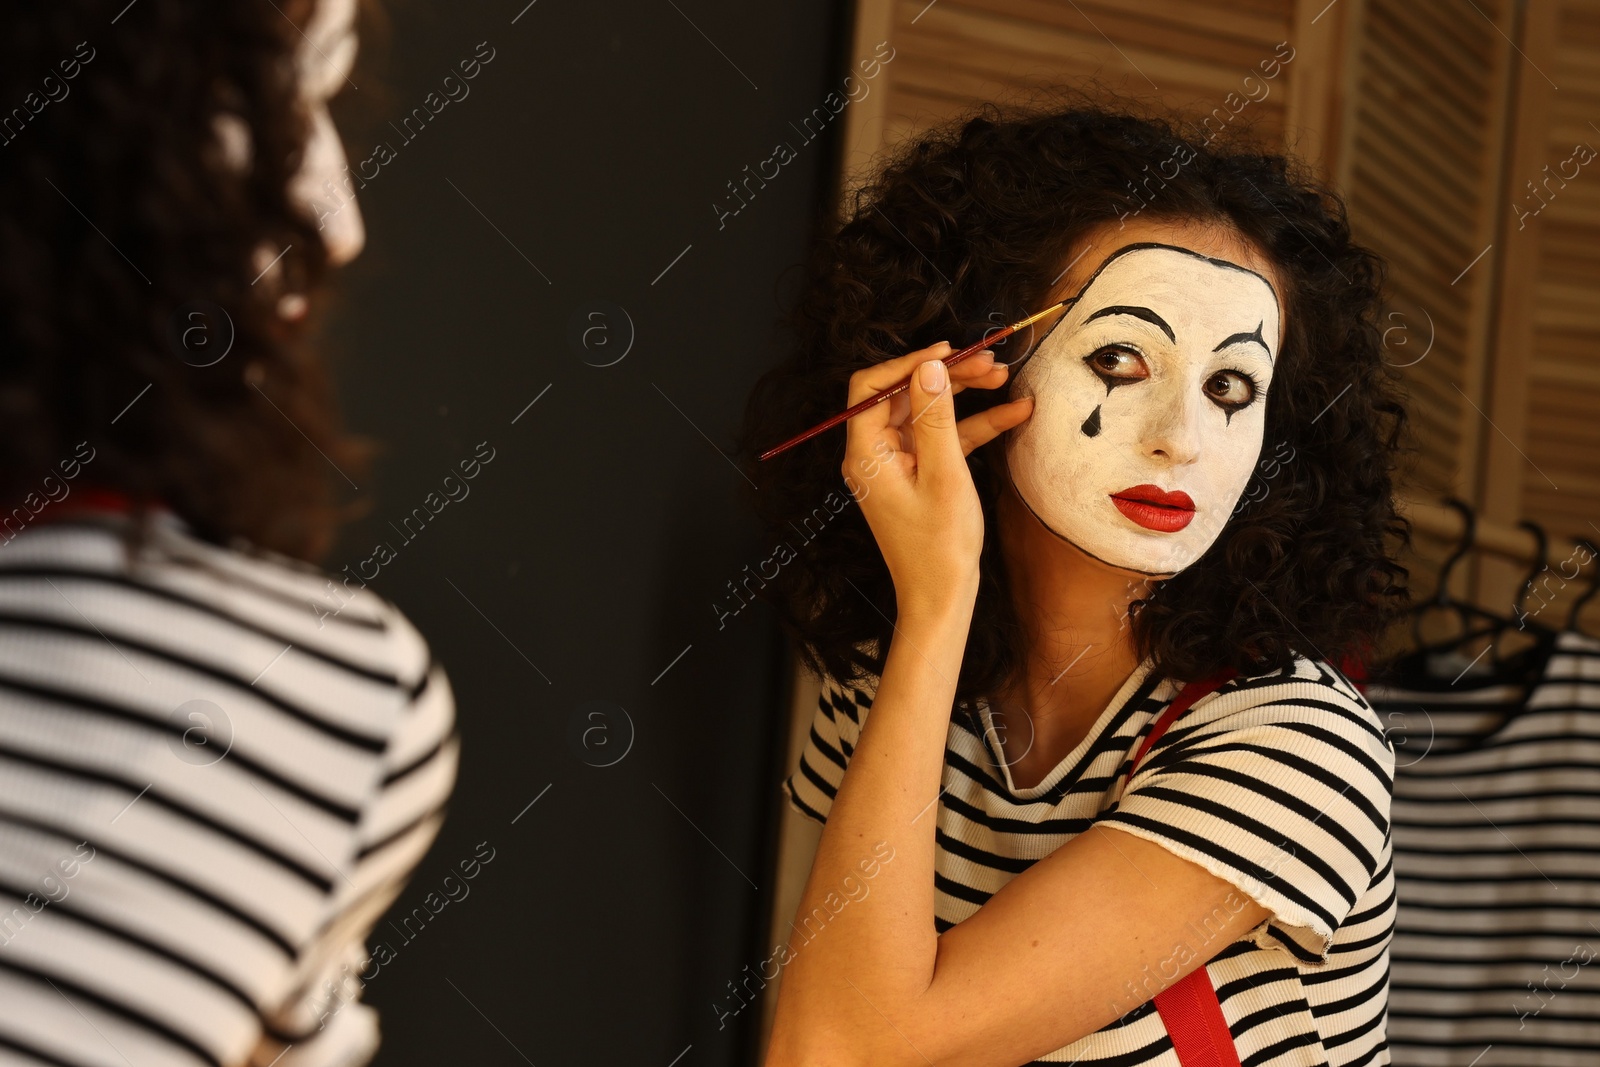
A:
210;112;253;174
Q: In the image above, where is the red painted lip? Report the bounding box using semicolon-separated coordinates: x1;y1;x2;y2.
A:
1110;485;1196;533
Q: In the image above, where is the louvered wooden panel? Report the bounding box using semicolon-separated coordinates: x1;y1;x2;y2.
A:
1521;0;1600;548
1339;0;1514;504
841;0;1298;188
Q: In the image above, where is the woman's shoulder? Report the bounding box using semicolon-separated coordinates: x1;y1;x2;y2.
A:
1217;653;1379;714
1;511;435;690
1184;652;1394;770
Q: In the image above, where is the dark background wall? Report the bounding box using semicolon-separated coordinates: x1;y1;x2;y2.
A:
320;1;848;1062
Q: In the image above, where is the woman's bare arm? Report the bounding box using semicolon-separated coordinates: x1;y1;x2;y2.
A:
762;345;1270;1067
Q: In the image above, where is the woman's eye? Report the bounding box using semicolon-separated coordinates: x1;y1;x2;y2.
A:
1204;370;1256;408
1084;346;1148;381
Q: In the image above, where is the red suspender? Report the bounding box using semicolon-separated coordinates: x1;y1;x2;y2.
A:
1121;668;1242;1067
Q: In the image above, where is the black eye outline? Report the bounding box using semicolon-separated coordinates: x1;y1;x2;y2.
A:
1204;368;1262;412
1082;345;1148;393
1083;346;1267;415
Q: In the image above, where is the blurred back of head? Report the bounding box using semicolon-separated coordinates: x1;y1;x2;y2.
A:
0;0;370;562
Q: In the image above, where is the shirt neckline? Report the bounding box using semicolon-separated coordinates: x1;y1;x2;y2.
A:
976;657;1167;801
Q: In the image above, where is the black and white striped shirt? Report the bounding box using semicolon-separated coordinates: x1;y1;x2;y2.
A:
1365;628;1600;1066
784;653;1395;1066
0;510;458;1067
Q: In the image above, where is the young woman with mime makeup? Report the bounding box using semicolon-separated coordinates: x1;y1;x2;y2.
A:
741;95;1410;1067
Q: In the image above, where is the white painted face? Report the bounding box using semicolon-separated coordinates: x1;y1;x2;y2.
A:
1003;243;1282;577
287;0;363;266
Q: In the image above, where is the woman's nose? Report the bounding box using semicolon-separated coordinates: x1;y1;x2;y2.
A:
1138;379;1202;465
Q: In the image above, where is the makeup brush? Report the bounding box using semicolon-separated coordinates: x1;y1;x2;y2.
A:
757;300;1072;462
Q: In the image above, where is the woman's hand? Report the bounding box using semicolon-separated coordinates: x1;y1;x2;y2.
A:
841;342;1034;622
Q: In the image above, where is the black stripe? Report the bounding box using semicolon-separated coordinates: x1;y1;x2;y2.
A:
380;731;457;788
1320;996;1388;1049
1341;1038;1390;1067
0;885;256;1012
1345;879;1396;926
1264;922;1329;963
0;613;388;751
0;955;223;1067
1388;979;1600;998
782;780;826;825
0;673;363;821
0;808;297;953
1388;790;1600;806
408;661;434;701
1393;925;1600;940
1399;760;1600;783
0;747;335;892
795;753;840;803
1141;762;1382;877
1385;1035;1600;1050
302;868;413;949
1396;841;1600;856
941;747;1012;800
1389;954;1600;971
1100;812;1342;935
1160;686;1385;755
1239;1028;1323;1067
938;788;1097;836
1397;738;1600;773
0;531;389;630
803;725;848;774
932;827;1032;875
1301;952;1387;986
1395;869;1593;884
1141;738;1388;837
1396;897;1596;913
354;802;448;862
1212;939;1259;963
933;870;992;908
1213;963;1299;1001
1307;963;1388;1016
1327;923;1394;954
1118;783;1368;906
0;1027;86;1067
0;567;402;683
1392;811;1600;828
1019;1031;1171;1067
1196;710;1395;783
824;685;861;728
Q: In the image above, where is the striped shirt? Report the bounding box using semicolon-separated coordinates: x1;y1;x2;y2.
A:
784;652;1396;1065
0;509;458;1067
1364;628;1600;1066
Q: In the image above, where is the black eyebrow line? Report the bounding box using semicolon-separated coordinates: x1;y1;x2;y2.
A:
1084;305;1175;343
1065;242;1281;305
1213;321;1272;360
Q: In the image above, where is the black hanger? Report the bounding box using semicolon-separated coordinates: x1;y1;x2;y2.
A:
1405;499;1506;654
1489;519;1560;671
1566;537;1600;636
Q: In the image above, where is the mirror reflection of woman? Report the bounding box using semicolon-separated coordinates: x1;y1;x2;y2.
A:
0;3;458;1065
743;95;1410;1067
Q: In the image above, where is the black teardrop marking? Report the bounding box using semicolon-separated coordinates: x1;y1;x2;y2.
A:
1080;404;1102;437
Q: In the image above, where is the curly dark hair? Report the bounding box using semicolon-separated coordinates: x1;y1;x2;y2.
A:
735;88;1413;714
0;0;369;562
